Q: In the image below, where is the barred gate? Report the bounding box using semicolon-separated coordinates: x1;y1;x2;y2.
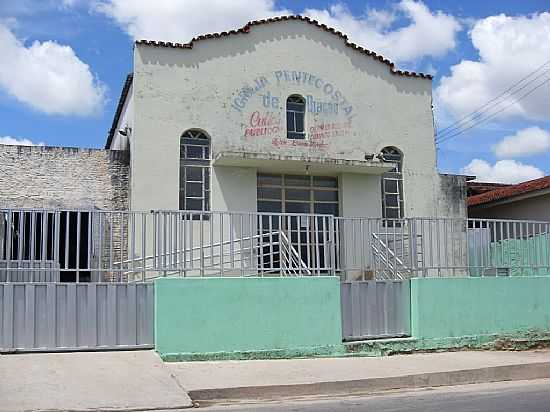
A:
0;282;154;352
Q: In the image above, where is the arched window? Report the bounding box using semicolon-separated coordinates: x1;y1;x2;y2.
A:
180;129;210;211
380;147;404;219
286;95;306;139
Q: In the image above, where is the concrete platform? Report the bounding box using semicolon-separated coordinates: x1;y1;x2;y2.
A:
166;350;550;403
0;350;193;412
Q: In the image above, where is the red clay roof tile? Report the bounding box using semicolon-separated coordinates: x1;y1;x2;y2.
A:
135;15;432;80
468;176;550;207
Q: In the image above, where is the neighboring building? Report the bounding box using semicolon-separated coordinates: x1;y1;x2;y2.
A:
466;181;510;197
468;176;550;221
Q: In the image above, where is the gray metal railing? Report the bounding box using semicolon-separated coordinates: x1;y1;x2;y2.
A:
336;217;550;279
0;209;334;282
1;209;549;282
335;217;419;280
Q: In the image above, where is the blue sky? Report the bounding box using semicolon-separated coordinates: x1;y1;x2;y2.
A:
0;0;549;183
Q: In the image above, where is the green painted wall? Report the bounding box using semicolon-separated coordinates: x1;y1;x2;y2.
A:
469;232;550;277
155;277;342;356
490;234;550;276
411;277;550;339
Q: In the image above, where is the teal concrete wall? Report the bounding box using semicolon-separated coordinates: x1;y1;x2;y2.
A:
469;233;550;277
490;234;550;276
411;277;550;339
155;277;342;357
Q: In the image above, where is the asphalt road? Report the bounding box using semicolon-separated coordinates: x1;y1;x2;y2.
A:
201;379;550;411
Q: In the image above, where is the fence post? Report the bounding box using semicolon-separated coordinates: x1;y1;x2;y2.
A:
329;215;336;277
408;218;418;277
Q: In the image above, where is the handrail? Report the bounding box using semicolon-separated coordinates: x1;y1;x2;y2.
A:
116;229;313;278
279;230;312;275
371;232;410;279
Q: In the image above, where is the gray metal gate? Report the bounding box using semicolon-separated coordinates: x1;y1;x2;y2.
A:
341;280;410;341
0;282;154;352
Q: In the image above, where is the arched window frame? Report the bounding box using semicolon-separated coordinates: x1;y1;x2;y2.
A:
179;129;211;212
380;147;404;220
286;94;306;140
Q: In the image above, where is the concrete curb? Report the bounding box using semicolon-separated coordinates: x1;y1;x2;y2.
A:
188;361;550;403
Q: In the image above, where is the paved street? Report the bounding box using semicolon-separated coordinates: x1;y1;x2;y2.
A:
201;379;550;411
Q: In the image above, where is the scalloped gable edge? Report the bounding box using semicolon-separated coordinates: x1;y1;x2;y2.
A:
134;15;432;80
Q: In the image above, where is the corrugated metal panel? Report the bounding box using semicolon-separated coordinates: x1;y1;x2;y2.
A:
0;282;154;352
0;261;60;282
341;280;410;340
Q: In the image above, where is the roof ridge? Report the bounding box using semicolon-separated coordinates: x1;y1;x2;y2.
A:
135;15;432;80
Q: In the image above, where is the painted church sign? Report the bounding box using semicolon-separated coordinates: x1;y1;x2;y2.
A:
230;70;355;150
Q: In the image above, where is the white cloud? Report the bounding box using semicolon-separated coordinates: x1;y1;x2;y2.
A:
493;127;550;158
0;23;106;116
461;159;544;184
437;13;550;122
95;0;460;64
304;0;461;63
95;0;290;43
0;136;44;146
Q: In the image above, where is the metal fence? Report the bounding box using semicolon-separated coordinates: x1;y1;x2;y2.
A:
1;209;549;281
0;209;335;281
0;282;154;351
335;218;419;280
341;280;410;340
336;217;550;279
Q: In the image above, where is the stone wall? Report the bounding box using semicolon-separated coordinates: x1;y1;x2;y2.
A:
0;145;129;210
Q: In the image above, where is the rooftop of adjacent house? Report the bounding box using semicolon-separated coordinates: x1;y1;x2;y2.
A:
468;176;550;207
467;181;511;197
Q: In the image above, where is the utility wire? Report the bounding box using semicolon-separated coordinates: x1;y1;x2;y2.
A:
437;76;550;146
437;67;550;141
436;59;550;140
437;66;550;141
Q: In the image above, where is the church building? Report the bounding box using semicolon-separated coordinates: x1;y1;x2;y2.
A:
105;16;467;220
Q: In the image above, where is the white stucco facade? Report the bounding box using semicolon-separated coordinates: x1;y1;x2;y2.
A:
111;17;466;219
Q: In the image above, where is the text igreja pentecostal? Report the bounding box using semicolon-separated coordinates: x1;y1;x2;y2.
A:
230;70;356;120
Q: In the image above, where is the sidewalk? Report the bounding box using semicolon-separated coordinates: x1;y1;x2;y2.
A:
166;349;550;403
2;349;550;410
0;350;193;412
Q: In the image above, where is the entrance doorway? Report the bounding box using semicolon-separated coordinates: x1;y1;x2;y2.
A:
257;174;339;215
257;174;339;273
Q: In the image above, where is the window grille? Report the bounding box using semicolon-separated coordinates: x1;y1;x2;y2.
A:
180;129;210;211
257;174;339;216
380;147;404;219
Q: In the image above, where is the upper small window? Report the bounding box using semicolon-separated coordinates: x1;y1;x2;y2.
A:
286;95;306;140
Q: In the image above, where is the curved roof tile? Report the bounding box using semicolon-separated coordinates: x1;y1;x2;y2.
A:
135;15;432;80
468;176;550;207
